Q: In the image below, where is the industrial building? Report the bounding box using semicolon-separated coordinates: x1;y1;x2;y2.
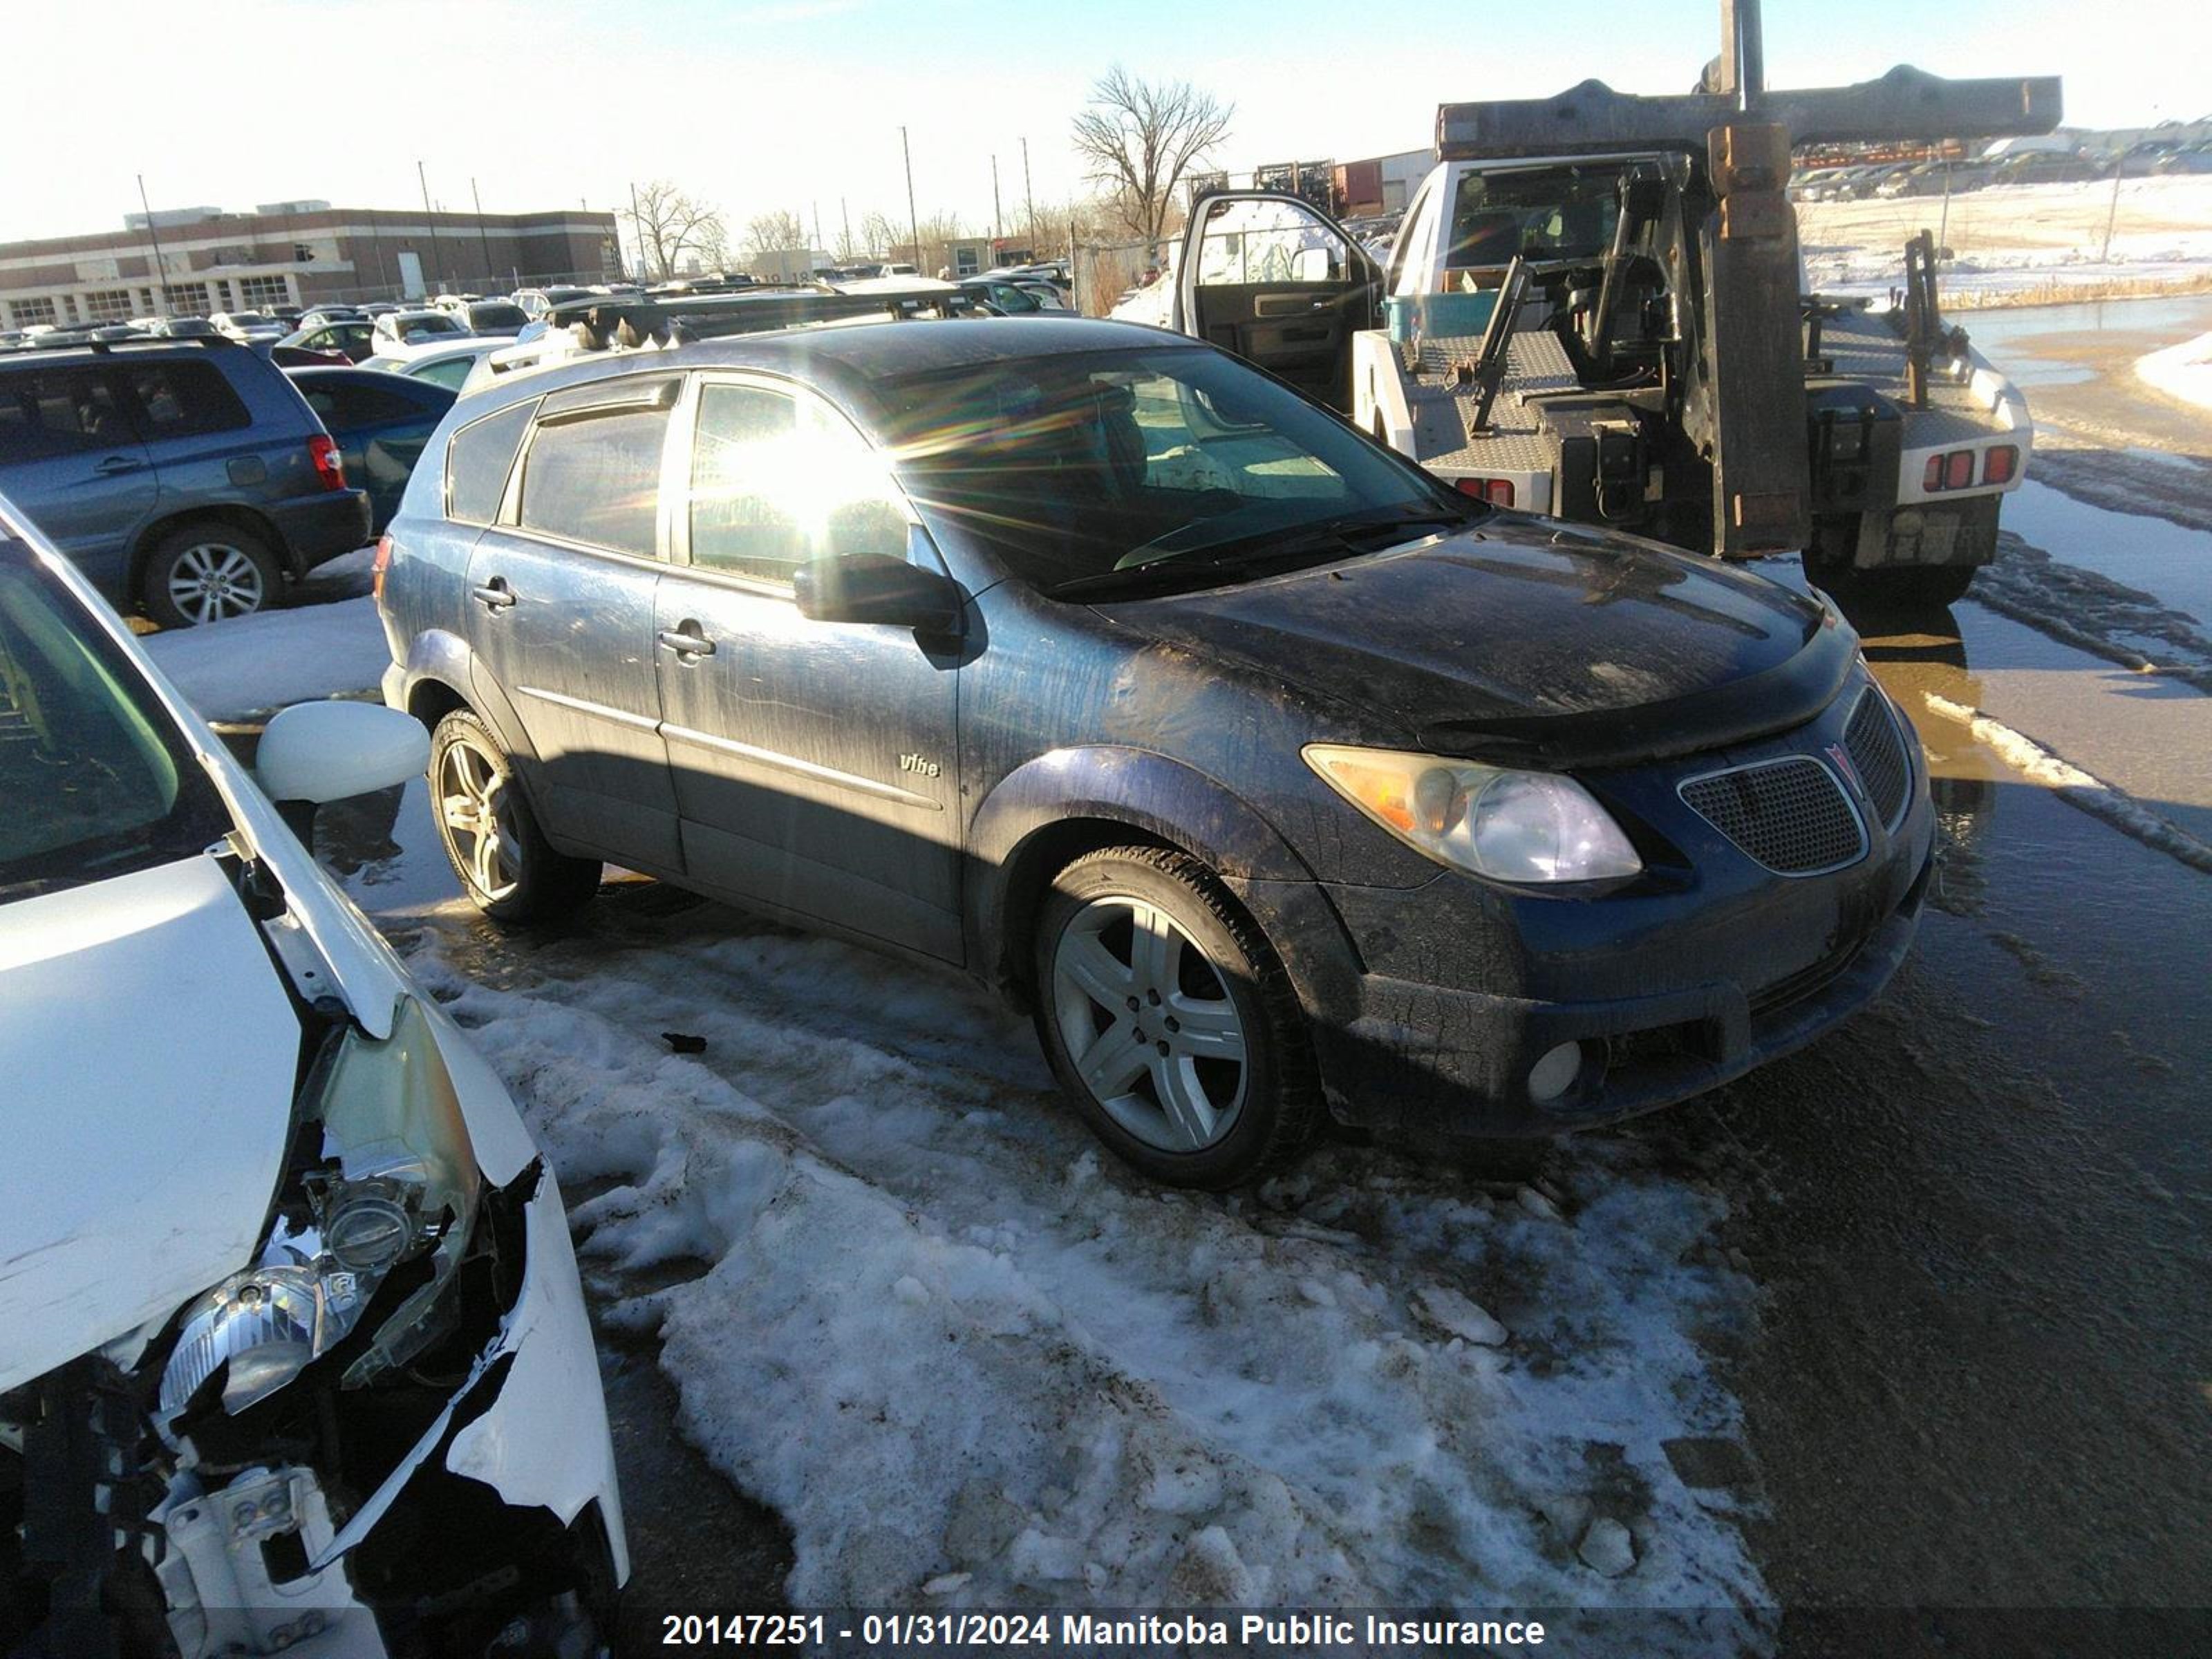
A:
0;200;621;328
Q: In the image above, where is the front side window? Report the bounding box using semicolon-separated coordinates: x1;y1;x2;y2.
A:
874;346;1469;596
1191;198;1349;286
517;400;670;556
687;382;909;587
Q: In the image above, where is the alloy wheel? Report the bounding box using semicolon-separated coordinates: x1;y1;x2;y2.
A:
166;543;266;624
437;738;521;903
1050;894;1248;1152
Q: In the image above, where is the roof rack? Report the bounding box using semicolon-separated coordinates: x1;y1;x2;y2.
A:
545;283;998;351
7;333;240;359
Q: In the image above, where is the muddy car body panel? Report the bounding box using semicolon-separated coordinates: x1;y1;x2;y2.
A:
0;500;626;1656
375;320;1932;1153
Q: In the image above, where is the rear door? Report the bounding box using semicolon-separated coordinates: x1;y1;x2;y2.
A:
464;373;682;871
0;364;157;594
294;374;451;532
653;371;963;961
1174;192;1380;413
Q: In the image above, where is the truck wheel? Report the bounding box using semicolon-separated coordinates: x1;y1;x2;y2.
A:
1033;845;1319;1189
429;709;601;924
140;521;282;628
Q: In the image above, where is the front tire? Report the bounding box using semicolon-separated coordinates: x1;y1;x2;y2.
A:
140;521;283;628
429;709;600;924
1033;845;1319;1189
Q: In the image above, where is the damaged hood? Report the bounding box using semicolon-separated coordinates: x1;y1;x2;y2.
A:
0;854;301;1394
1095;516;1853;768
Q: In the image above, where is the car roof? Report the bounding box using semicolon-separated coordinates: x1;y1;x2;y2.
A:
458;317;1196;418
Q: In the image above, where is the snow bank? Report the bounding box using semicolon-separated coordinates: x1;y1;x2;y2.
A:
142;596;388;722
2137;331;2212;410
375;894;1769;1644
1921;693;2212;874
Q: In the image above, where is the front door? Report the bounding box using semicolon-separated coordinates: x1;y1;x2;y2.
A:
1174;192;1380;413
0;364;158;595
655;373;962;961
465;373;682;871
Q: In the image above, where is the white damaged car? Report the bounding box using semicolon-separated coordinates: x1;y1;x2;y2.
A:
0;498;626;1656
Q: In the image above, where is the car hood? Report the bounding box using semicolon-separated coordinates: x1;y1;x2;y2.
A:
0;853;301;1394
1092;516;1853;769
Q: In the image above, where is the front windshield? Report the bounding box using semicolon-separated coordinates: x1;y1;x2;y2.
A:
874;346;1472;594
0;540;229;903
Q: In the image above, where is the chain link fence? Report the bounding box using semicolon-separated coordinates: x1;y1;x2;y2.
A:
1072;238;1170;318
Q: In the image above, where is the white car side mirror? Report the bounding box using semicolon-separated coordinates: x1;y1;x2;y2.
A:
257;700;429;805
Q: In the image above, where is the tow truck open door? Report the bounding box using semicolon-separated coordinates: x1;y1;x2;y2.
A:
1174;193;1380;413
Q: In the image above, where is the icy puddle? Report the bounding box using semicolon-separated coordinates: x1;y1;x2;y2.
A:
2000;478;2212;626
342;815;1768;1646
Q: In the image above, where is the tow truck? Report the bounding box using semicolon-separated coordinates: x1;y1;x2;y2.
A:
1165;1;2062;605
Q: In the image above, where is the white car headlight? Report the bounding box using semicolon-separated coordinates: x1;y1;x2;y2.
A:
1304;744;1642;885
159;996;482;1427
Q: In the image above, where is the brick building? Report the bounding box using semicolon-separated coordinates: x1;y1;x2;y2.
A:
0;200;621;328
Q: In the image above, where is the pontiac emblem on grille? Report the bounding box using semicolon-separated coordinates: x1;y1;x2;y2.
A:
1825;742;1863;796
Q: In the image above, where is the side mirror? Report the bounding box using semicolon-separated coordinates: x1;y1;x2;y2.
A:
795;542;962;635
257;700;429;807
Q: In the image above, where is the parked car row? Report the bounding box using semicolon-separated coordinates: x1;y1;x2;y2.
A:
1788;141;2208;203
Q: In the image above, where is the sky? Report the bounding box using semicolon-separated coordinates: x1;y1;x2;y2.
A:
10;0;2207;250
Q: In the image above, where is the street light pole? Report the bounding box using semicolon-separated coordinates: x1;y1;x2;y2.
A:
471;177;494;290
991;154;1003;243
417;160;444;292
1022;135;1035;248
902;125;921;272
136;174;170;317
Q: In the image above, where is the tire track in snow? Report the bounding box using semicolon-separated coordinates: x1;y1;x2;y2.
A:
398;903;1770;1647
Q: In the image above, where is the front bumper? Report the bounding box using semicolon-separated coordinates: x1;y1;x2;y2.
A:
145;1167;627;1658
1311;843;1930;1136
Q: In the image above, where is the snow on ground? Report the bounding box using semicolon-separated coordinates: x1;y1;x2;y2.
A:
2138;331;2212;410
1798;176;2212;306
327;805;1768;1640
142;594;387;722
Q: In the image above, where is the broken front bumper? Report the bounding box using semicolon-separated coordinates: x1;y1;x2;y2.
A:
147;1169;628;1658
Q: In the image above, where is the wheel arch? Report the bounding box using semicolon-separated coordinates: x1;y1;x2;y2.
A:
966;747;1338;1013
129;505;285;603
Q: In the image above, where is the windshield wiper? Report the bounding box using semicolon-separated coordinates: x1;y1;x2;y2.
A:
1048;505;1474;601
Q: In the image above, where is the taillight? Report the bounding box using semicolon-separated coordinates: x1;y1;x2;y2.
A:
1984;444;2018;485
1452;476;1516;507
372;532;393;603
1944;450;1974;490
1924;455;1944;491
308;433;346;491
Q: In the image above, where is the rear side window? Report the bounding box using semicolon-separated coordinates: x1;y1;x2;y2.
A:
413;357;474;391
0;368;132;459
118;360;252;440
444;400;536;525
309;379;421;427
517;402;671;556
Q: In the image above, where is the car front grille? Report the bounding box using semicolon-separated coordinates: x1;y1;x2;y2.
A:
1678;756;1867;876
1843;688;1911;830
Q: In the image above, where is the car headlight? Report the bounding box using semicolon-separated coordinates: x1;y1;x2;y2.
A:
160;996;481;1425
1304;744;1642;884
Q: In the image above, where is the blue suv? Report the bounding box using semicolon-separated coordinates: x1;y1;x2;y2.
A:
0;338;371;626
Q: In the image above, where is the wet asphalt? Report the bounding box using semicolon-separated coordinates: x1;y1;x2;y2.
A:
305;298;2212;1655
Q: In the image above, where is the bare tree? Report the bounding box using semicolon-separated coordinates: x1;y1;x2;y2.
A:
745;209;809;256
1071;66;1233;246
621;180;727;280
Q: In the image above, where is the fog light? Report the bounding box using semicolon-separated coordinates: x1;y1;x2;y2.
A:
1528;1040;1584;1103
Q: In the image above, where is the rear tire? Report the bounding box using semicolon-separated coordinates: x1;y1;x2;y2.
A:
140;521;283;628
1032;845;1319;1189
429;709;600;925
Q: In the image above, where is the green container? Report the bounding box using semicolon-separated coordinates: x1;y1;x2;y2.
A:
1384;290;1500;344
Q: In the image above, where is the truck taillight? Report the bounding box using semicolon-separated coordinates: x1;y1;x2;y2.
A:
372;533;393;603
1923;449;1976;492
308;433;346;491
1453;476;1515;507
1984;444;2018;485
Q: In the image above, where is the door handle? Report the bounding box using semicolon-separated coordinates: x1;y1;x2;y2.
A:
471;579;516;611
658;626;715;659
94;455;144;475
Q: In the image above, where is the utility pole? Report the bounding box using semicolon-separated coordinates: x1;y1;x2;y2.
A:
1022;135;1035;248
812;200;824;256
901;125;921;271
991;154;1003;243
136;174;170;317
471;178;494;290
417;160;444;292
629;181;645;281
841;196;852;260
